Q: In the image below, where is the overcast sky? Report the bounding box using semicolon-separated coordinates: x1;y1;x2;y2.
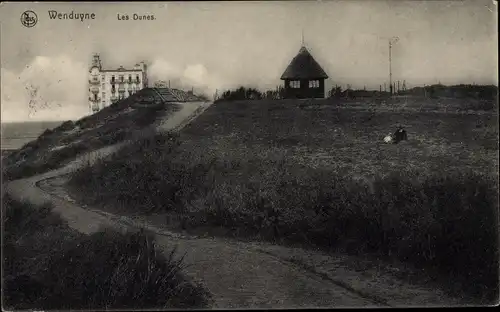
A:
1;1;497;121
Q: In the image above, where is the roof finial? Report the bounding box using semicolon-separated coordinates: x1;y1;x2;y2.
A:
301;28;304;46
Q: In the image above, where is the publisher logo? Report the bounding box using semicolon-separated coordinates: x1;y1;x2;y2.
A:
21;11;38;28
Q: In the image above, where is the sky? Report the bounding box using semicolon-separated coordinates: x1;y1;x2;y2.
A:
0;1;498;122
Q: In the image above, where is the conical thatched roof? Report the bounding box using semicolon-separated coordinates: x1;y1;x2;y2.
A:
280;46;328;80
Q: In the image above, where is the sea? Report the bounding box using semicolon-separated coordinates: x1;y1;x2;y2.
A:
1;121;63;151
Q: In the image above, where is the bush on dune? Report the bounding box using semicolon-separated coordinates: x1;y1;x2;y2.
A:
42;228;209;310
2;194;211;310
54;120;76;132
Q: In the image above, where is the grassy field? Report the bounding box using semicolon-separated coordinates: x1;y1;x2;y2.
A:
2;192;211;310
2;88;180;181
69;96;498;303
178;97;497;177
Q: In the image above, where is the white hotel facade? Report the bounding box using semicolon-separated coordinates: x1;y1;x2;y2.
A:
88;54;148;113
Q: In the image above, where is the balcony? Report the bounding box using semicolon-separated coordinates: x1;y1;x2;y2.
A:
89;96;101;103
91;104;100;112
90;85;100;93
89;77;100;85
118;85;125;92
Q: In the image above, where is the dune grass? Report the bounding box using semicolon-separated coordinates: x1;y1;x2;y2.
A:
2;192;211;310
69;127;499;304
58;97;498;303
2;89;180;181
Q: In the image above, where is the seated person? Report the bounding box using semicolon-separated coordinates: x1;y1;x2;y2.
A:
393;127;408;143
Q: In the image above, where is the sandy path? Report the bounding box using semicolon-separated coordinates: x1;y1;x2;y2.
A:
5;100;463;308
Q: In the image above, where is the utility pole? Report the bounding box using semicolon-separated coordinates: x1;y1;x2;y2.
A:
389;41;392;95
389;37;399;97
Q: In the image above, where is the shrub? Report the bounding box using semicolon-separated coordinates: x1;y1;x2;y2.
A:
98;129;129;145
2;194;211;310
75;116;94;129
2;163;44;181
56;120;76;132
50;142;90;161
216;86;264;102
134;105;165;127
40;127;55;137
42;228;210;310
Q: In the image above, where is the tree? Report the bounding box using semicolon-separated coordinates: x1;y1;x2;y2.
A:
25;83;53;117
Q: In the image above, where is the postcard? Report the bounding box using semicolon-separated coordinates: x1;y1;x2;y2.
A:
1;1;498;309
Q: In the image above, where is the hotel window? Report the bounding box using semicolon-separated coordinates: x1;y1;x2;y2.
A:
111;85;116;93
309;80;320;88
290;80;300;89
128;75;132;83
119;75;124;82
136;75;140;83
101;76;105;81
111;75;116;83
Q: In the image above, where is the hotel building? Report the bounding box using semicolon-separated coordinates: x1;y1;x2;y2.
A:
88;54;149;113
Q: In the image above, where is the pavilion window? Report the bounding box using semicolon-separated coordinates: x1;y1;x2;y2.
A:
309;80;319;88
290;80;300;89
